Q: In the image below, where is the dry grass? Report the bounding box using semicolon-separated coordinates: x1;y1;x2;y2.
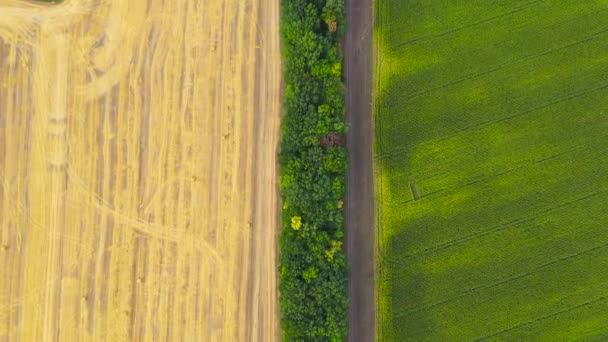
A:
0;0;281;340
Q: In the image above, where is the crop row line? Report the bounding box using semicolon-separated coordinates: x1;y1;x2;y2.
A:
397;237;608;316
391;21;608;103
392;0;543;48
392;188;608;261
378;76;608;160
400;132;608;204
474;295;608;341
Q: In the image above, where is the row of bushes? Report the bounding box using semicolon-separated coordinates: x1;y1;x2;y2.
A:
279;0;348;340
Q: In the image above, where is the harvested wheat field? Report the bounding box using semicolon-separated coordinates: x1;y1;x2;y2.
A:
0;0;280;340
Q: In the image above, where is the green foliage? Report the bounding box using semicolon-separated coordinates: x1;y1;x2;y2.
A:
375;0;608;340
302;266;318;283
291;216;303;230
279;0;348;340
322;0;346;36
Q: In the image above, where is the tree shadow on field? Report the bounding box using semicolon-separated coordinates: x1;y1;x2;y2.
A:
374;70;449;340
374;42;496;340
378;232;441;340
373;3;494;335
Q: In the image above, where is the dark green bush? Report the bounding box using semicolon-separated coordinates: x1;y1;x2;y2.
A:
279;0;348;340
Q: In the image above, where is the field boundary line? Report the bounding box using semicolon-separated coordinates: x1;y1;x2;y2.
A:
372;0;388;340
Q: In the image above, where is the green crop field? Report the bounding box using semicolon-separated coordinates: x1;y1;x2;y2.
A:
374;1;608;340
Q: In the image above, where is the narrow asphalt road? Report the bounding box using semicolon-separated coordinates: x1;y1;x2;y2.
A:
345;0;375;340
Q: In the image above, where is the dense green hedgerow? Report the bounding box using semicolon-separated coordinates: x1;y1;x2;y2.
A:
279;0;348;340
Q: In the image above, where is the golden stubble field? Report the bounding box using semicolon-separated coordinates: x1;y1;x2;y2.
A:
0;0;280;340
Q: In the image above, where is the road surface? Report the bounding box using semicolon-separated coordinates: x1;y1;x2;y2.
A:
345;0;375;340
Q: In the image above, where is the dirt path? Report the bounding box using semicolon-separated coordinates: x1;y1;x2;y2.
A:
345;0;375;340
0;0;280;340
